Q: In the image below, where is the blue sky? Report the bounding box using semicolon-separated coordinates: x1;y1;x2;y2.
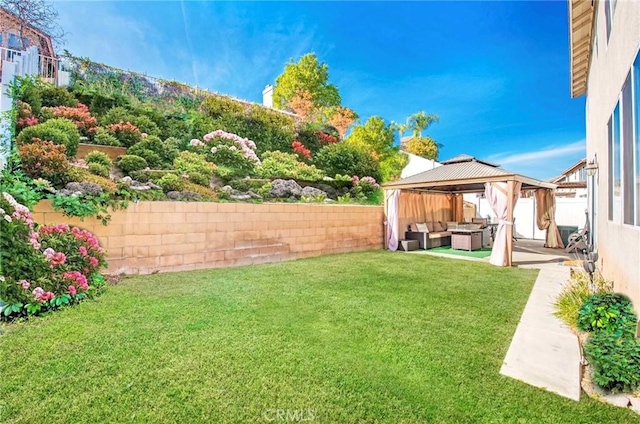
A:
54;1;585;180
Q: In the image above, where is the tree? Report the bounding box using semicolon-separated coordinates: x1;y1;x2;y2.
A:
287;89;316;121
345;116;408;182
327;106;357;138
1;0;66;50
273;53;341;110
345;116;395;160
404;136;442;160
407;111;439;138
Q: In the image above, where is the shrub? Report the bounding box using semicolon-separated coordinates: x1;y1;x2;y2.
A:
16;118;81;158
100;107;135;126
584;332;640;393
553;271;612;330
85;151;112;168
182;181;216;200
160;117;191;141
39;85;78;108
174;151;214;178
157;173;184;193
577;293;638;337
314;142;382;182
16;75;42;116
117;155;148;174
16;101;39;130
186;172;210;186
128;135;177;168
18;140;71;187
75;169;118;192
191;130;259;179
92;127;121;146
105;122;142;147
88;163;110;178
199;100;296;155
258;151;324;181
40;104;97;136
200;95;246;118
0;194;106;320
296;123;339;156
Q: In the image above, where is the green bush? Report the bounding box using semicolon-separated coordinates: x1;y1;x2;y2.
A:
161;117;191;141
157;173;184;193
258;151;324;181
198;101;296;155
85;151;112;168
99;107;135;126
39;85;78;108
187;172;210;186
584;332;640;393
16;76;42;116
577;293;638;337
16;118;81;158
174;151;214;178
553;271;612;330
128;135;178;167
314;142;382;182
117;155;148;174
92;128;121;146
200;95;246;118
88;163;110;178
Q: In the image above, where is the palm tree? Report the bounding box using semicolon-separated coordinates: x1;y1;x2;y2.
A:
407;112;439;138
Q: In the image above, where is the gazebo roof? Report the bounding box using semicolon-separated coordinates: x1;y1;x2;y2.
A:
383;155;557;193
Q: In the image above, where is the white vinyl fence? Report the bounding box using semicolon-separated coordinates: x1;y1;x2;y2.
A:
465;194;588;240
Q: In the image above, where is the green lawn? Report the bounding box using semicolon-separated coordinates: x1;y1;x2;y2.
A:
1;251;637;423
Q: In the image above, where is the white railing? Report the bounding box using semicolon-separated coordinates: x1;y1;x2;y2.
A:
0;46;58;80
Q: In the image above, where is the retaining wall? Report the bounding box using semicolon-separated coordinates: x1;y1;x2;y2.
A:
33;201;385;274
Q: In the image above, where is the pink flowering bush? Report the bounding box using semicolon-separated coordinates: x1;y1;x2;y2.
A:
351;176;381;200
0;193;107;320
190;129;260;179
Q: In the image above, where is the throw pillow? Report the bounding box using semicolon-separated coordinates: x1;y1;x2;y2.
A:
416;223;429;233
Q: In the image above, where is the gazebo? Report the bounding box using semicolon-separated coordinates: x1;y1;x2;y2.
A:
383;155;562;266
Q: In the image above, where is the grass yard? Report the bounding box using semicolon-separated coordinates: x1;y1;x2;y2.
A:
0;251;637;423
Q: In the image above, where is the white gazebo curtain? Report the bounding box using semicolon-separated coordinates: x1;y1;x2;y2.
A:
485;182;521;266
385;189;401;251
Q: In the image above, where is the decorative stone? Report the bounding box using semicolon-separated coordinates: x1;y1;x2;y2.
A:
230;194;251;200
65;182;103;196
269;179;302;198
166;191;202;200
629;396;640;413
301;186;327;199
601;393;631;408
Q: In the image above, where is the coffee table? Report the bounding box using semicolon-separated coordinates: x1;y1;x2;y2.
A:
450;229;483;251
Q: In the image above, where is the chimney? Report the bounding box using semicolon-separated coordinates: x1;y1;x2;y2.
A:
262;84;273;108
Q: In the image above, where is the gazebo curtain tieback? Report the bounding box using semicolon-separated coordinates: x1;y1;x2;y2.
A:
499;220;513;225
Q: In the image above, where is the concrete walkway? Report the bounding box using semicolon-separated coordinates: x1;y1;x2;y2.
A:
500;263;582;401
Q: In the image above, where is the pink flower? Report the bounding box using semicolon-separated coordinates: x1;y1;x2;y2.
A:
32;287;53;302
190;138;204;147
43;248;55;260
63;271;89;291
29;232;40;250
50;252;67;267
68;285;77;295
89;257;99;267
19;279;30;289
79;246;88;257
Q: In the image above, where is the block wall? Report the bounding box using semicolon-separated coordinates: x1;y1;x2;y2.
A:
32;201;384;274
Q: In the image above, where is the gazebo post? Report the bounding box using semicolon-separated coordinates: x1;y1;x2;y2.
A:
506;180;515;266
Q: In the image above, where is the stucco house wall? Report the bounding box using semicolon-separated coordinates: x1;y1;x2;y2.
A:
585;0;640;306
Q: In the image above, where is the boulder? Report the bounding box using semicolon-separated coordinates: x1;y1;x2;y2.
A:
301;186;327;199
269;179;302;198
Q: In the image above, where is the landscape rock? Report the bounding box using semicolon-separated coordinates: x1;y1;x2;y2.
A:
166;191;202;201
630;396;640;413
230;194;251;200
222;185;262;200
301;186;327;199
269;179;302;198
120;176;160;191
57;182;103;197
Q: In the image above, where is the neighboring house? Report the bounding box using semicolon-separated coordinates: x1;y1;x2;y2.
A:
568;0;640;306
400;151;441;179
548;158;588;198
0;7;56;79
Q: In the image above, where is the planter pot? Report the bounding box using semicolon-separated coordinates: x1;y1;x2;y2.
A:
76;143;127;161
